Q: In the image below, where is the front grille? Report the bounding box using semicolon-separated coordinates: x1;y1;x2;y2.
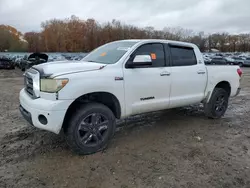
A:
24;68;40;98
25;75;34;97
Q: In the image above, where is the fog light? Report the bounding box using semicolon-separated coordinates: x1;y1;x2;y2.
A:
38;115;48;125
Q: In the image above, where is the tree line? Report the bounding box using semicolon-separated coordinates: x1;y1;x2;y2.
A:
0;25;28;52
1;16;250;52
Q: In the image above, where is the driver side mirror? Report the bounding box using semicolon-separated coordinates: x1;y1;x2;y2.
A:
126;55;152;68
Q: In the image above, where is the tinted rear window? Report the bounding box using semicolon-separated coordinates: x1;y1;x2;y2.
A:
170;47;197;66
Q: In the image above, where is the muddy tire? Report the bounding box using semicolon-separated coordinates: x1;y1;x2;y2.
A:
65;103;116;155
204;88;229;119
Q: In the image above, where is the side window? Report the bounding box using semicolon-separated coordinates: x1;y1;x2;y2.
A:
133;43;165;67
170;46;197;66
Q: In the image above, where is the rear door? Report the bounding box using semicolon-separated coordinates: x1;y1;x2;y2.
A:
123;43;171;116
168;44;207;108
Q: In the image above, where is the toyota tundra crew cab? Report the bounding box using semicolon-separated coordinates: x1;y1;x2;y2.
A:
19;39;242;155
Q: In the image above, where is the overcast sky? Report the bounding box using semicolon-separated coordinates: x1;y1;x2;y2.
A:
0;0;249;34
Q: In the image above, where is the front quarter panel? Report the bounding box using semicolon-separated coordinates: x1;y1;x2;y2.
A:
55;66;126;117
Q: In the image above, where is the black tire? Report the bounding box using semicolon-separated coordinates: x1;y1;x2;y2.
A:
65;103;116;155
204;88;229;119
239;62;243;67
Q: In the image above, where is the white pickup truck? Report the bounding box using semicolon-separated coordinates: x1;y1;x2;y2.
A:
19;39;242;155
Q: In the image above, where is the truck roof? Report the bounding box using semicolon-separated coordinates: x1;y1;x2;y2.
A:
117;39;197;48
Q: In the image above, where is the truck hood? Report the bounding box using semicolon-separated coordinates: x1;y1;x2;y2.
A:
33;61;106;77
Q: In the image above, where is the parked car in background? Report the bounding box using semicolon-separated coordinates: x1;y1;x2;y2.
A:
47;55;65;62
204;57;212;65
224;57;235;65
14;57;24;68
0;57;15;69
72;56;85;61
63;55;73;60
232;57;245;67
215;53;224;57
239;55;247;60
20;53;48;71
210;57;228;65
243;57;250;67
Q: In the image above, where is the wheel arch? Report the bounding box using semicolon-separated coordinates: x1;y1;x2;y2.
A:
62;92;121;131
214;81;231;96
205;81;231;103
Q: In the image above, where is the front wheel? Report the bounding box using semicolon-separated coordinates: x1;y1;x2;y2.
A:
204;88;229;119
65;103;116;155
239;63;243;67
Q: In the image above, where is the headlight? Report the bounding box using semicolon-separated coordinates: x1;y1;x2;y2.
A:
40;78;69;93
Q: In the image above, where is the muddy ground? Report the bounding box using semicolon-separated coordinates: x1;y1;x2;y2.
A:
0;68;250;188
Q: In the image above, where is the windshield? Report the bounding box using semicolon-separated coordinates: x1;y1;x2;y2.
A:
83;41;138;64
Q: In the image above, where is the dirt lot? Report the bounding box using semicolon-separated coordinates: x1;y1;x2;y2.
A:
0;68;250;188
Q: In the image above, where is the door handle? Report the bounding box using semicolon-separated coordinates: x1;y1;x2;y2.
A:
160;72;171;76
197;70;206;74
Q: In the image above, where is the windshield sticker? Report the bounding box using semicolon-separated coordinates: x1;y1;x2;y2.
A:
100;52;107;56
151;53;156;60
117;47;130;51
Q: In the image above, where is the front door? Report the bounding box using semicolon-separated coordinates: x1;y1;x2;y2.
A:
123;43;171;116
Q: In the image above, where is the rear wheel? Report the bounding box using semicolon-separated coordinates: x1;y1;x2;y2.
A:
204;88;229;119
65;103;116;155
